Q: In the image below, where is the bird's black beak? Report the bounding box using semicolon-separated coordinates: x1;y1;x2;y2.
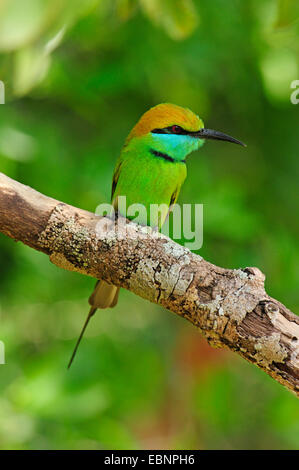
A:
193;128;246;147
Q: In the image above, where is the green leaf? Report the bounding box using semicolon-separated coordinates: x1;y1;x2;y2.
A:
0;0;51;52
139;0;198;40
275;0;299;28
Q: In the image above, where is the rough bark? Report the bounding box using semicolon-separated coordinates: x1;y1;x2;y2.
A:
0;172;298;396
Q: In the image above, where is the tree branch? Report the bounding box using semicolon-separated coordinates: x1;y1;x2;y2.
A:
0;172;298;396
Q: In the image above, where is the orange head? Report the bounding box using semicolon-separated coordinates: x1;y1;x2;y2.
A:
126;103;204;142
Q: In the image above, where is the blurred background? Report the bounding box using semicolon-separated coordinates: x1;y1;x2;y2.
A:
0;0;298;450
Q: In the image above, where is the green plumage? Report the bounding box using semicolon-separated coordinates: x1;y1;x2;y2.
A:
112;135;187;228
68;103;245;368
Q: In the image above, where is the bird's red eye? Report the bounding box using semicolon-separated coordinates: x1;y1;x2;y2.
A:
172;125;182;134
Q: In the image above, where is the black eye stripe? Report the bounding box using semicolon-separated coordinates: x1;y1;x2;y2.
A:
151;126;188;135
151;128;168;134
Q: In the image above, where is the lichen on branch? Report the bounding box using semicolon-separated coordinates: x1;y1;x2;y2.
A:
0;172;298;396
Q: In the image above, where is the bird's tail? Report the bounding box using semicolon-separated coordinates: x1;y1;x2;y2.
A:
88;280;120;310
67;281;120;368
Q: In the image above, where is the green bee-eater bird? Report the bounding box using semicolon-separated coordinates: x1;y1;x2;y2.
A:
68;103;245;368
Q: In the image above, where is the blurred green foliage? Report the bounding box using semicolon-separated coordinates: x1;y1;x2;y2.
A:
0;0;298;450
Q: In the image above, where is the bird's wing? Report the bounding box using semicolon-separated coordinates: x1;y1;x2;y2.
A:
160;186;181;229
170;186;180;208
111;160;122;205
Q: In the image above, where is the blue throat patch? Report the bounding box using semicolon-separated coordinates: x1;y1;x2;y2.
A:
150;133;203;162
